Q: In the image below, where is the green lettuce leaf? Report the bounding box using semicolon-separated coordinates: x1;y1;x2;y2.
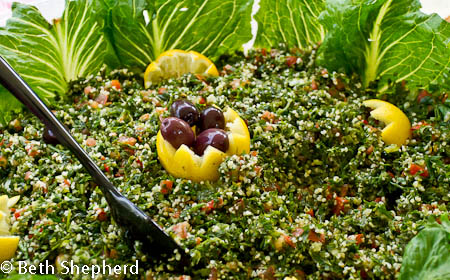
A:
105;0;254;69
317;0;450;92
0;1;107;124
399;215;450;280
1;274;58;280
254;0;325;49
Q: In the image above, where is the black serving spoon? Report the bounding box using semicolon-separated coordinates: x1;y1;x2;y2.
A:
0;56;190;269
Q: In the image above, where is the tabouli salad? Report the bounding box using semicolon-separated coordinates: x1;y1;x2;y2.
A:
1;0;450;279
0;47;449;279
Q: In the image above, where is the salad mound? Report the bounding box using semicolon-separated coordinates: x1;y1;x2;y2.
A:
0;48;448;279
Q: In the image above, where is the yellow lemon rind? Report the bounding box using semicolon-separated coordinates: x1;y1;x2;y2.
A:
0;236;19;262
157;108;250;182
144;49;219;88
363;99;411;147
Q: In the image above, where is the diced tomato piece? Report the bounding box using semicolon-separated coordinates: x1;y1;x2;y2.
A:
417;89;430;103
292;228;304;237
264;125;274;131
261;48;267;56
14;212;20;219
199;96;206;104
172;221;190;239
262;266;276;280
308;230;325;243
311;80;318;90
333;196;349;215
411;124;421;131
254;166;262;175
118;136;137;146
355;233;364;245
411;121;430;131
261;111;276;123
360;269;368;279
194;73;206;82
230;79;241;90
158;87;166;94
208;267;218;280
173;211;181;219
196;237;202;245
283;234;296;248
26;145;40;157
335;78;346;91
340;184;350;197
202;198;224;214
205;200;215;212
160;180;173;195
111;80;121;90
97;209;107;221
365;145;374;155
139;113;150;121
409;164;429;177
0;156;7;168
95;93;108;105
155;107;167;114
103;164;110;173
326;192;333;200
24;171;32;180
89;101;99;109
86;138;96;146
286;56;297;67
109;249;118;259
306;209;314;217
296;270;306;278
124;147;135;155
84;86;92;95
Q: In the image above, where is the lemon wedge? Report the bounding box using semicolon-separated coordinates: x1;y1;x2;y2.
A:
363;99;411;146
0;195;20;262
157;108;250;182
0;236;20;262
144;50;219;88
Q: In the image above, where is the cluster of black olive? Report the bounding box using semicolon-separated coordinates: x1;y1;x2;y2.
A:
161;99;229;156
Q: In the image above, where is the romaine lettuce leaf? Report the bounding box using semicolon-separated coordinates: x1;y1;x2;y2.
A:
105;0;254;69
399;215;450;280
254;0;325;49
0;1;107;124
317;0;450;92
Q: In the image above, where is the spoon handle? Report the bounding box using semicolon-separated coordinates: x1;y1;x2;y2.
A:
0;56;119;198
0;57;191;267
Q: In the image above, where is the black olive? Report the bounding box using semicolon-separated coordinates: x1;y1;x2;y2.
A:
199;107;225;131
161;117;195;149
193;128;229;156
170;99;200;126
43;127;59;145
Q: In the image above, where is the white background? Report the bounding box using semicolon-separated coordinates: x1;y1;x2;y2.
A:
0;0;449;28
